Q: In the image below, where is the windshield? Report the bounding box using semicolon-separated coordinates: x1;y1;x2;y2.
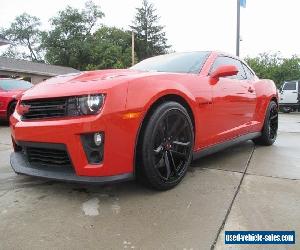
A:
131;51;210;74
0;79;33;91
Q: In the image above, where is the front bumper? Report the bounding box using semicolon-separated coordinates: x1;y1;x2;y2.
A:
11;151;134;184
10;104;141;181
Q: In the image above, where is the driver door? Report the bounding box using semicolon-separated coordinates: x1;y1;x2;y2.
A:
209;56;256;143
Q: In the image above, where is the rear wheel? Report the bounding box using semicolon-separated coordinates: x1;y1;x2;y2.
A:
138;102;194;190
7;101;17;121
253;101;278;146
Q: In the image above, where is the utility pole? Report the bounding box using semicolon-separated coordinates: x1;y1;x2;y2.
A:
132;31;135;66
236;0;240;57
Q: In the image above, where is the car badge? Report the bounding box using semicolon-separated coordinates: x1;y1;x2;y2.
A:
17;103;30;115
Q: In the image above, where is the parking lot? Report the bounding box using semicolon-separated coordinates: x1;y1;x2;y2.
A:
0;113;299;250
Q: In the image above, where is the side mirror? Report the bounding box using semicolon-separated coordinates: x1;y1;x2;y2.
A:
210;65;238;81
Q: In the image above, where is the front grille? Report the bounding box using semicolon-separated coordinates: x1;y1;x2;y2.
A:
25;146;72;167
21;97;68;120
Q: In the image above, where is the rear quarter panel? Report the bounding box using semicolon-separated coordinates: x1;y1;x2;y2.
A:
253;79;278;125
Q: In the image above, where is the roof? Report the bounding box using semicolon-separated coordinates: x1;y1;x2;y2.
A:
0;35;10;46
0;57;80;76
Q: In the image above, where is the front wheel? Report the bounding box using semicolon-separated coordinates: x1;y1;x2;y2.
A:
253;101;278;146
139;102;194;190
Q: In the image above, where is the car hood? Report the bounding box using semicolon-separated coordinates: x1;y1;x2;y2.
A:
21;69;166;100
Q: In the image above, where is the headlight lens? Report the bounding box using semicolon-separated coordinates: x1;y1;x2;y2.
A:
67;94;105;116
79;95;104;115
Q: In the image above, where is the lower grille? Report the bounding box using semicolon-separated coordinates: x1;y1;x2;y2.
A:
21;97;68;120
24;146;72;168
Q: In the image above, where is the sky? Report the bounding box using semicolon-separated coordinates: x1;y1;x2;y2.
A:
0;0;299;58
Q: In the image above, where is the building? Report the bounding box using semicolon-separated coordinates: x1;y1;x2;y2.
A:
0;57;80;84
0;35;79;84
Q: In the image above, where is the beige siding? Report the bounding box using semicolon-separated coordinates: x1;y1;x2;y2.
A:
31;75;49;84
0;70;51;84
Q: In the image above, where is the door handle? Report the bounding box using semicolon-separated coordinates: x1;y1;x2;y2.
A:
248;87;254;93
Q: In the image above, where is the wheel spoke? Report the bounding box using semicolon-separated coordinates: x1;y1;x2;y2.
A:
168;151;179;176
270;114;278;120
170;149;187;160
164;151;171;179
154;145;163;154
172;141;191;147
155;154;164;169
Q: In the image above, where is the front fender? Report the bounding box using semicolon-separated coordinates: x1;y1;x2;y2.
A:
126;78;197;114
0;96;14;119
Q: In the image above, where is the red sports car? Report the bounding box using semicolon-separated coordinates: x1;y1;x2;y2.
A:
0;79;33;122
10;51;278;190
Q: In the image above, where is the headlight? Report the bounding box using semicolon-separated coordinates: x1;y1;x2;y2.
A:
67;94;105;116
79;95;104;115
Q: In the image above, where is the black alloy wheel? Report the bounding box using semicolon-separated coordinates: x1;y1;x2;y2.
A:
253;101;278;146
268;104;278;141
139;101;194;190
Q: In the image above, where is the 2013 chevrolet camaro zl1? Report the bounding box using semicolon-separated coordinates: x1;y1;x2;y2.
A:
10;51;278;190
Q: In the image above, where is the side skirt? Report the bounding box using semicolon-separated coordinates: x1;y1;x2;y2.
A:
192;132;261;161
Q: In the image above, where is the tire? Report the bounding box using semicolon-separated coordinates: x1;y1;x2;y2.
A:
7;101;17;121
138;101;194;190
253;101;278;146
282;107;291;113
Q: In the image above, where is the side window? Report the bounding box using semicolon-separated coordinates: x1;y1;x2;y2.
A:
210;56;246;80
242;63;255;80
283;82;297;90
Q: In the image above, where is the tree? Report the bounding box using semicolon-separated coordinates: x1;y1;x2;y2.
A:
1;13;43;61
277;56;300;85
42;1;104;69
245;52;300;87
86;26;135;70
130;0;170;61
